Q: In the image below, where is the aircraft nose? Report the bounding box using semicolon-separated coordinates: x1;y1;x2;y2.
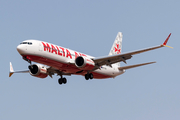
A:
17;45;25;54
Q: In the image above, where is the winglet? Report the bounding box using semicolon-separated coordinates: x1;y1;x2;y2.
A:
163;33;171;45
9;62;14;77
163;33;173;48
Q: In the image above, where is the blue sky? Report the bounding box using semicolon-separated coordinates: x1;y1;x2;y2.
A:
0;0;180;120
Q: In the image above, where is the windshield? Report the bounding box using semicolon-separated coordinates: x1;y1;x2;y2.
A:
20;42;32;45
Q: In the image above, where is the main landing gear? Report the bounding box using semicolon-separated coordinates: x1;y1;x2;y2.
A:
85;73;93;80
58;77;67;85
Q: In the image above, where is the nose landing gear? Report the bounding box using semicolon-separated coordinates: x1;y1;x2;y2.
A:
23;56;31;64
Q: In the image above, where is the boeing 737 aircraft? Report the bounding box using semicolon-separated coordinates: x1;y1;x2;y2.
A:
9;32;172;85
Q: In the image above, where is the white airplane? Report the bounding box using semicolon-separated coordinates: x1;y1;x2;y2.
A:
9;32;172;85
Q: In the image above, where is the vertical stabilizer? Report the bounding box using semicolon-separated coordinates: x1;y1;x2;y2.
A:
109;32;123;67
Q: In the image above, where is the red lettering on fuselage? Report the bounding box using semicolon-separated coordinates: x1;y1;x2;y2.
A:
74;52;87;59
42;42;51;52
42;42;74;59
59;47;65;57
79;53;87;57
51;45;57;54
66;49;72;59
74;52;79;59
56;46;62;56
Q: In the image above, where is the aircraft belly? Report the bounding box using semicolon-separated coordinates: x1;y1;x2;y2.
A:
93;67;124;79
22;54;78;72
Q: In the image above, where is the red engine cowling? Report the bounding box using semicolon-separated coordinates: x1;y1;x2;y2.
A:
28;64;48;78
75;56;95;70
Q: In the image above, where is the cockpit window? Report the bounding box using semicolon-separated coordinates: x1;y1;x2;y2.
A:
20;42;27;44
28;42;32;45
20;42;32;45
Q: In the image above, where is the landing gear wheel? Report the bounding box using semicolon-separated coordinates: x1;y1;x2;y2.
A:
89;73;93;79
58;78;63;85
85;74;89;80
58;77;67;85
85;73;93;80
62;78;67;84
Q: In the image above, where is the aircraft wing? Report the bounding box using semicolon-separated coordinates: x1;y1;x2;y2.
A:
92;33;172;67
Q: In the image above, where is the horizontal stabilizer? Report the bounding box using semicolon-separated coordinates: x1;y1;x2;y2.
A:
118;61;156;70
9;62;29;77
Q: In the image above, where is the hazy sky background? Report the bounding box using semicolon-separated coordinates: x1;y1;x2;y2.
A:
1;0;179;120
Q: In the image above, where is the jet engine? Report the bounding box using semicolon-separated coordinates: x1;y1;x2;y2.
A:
28;64;48;78
75;56;95;70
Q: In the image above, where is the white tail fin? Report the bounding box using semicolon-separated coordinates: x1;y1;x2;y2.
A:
109;32;123;67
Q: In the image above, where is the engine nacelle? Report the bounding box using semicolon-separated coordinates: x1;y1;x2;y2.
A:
28;64;48;78
75;56;95;70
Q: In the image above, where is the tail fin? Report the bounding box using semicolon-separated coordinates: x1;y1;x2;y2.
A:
109;32;123;67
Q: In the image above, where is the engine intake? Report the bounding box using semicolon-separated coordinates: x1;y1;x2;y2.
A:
75;56;95;70
28;64;48;78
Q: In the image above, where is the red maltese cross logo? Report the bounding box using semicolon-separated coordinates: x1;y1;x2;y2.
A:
114;43;121;54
